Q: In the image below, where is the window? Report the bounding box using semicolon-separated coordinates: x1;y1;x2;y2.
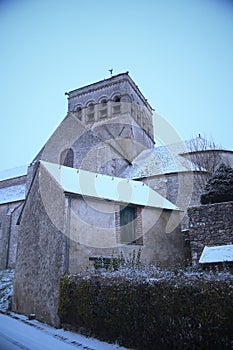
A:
99;110;107;118
76;107;82;121
120;206;136;244
112;96;121;115
114;96;121;103
101;99;107;105
86;103;95;122
99;99;108;119
60;148;74;168
116;206;143;245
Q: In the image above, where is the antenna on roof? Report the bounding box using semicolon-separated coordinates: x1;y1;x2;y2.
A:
108;69;113;77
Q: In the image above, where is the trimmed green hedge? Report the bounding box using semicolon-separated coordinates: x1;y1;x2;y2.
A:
58;269;233;349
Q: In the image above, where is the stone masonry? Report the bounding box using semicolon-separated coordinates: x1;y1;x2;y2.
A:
188;201;233;265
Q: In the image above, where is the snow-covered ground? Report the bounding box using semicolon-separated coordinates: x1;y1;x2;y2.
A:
0;313;128;350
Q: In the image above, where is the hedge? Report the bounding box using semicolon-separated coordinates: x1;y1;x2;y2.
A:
58;268;233;349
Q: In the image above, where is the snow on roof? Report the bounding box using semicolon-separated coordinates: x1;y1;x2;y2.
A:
41;161;179;210
0;184;26;204
0;165;28;182
199;245;233;264
119;146;199;179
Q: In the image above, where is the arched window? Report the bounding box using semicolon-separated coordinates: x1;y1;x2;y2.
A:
76;106;82;121
112;95;121;115
114;96;121;103
101;98;107;105
60;148;74;168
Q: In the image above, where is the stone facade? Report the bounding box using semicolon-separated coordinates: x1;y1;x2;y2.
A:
144;171;206;230
67;72;154;145
188;201;233;265
12;168;67;327
0;202;23;269
32;72;155;181
68;196;184;273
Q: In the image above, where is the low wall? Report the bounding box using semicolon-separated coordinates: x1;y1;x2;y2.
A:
188;201;233;264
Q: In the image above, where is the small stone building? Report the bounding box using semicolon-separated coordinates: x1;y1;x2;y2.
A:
13;161;184;326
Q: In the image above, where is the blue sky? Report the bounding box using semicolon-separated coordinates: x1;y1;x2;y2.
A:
0;0;233;172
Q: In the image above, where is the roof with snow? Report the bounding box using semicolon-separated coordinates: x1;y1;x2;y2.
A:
199;245;233;264
119;146;199;179
0;165;28;182
0;184;26;204
41;161;179;210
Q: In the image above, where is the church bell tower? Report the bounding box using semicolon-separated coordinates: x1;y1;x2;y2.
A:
65;72;155;175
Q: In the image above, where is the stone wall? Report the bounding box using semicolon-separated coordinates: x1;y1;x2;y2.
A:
0;201;23;269
188;201;233;264
12;167;67;327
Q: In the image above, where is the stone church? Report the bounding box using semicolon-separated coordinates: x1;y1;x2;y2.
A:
0;72;232;326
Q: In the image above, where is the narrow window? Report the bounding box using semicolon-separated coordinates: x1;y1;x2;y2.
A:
120;206;136;244
60;148;74;168
87;103;95;121
99;99;108;119
76;107;82;121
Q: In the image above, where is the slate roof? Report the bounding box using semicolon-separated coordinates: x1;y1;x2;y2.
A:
0;184;26;204
41;161;179;210
119;145;199;179
199;245;233;264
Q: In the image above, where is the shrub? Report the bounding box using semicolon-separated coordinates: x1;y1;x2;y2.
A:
201;163;233;204
58;267;233;349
